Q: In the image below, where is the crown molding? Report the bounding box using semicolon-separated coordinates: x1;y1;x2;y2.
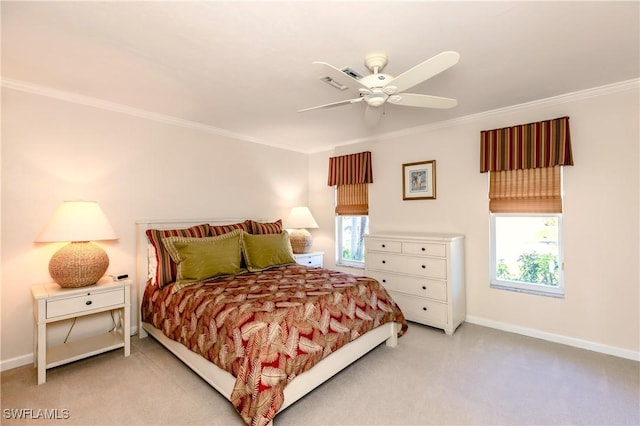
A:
332;78;640;149
0;77;283;148
4;77;638;155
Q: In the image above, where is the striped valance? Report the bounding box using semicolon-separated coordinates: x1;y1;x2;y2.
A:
480;116;573;173
328;151;373;186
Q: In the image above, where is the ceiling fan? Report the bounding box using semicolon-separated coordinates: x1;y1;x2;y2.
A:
299;51;460;123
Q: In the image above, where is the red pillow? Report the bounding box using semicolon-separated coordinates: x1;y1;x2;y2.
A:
249;219;283;234
209;221;250;236
146;224;210;287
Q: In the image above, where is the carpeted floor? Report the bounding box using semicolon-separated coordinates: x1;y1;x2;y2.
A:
2;322;638;425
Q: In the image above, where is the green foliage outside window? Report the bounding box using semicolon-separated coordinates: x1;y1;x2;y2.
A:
497;251;559;286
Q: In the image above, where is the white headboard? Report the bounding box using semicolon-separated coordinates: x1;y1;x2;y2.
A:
135;218;265;337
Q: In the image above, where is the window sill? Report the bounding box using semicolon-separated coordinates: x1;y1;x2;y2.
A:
491;283;564;298
335;261;365;271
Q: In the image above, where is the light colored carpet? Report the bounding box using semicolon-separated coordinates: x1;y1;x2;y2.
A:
2;322;638;425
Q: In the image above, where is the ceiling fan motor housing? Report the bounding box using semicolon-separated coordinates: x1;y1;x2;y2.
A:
364;53;388;73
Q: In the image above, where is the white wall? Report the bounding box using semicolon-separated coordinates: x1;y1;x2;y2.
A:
3;82;638;370
309;83;640;359
1;88;309;368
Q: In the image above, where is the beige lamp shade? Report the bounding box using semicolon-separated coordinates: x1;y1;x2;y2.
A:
36;201;117;288
285;207;319;254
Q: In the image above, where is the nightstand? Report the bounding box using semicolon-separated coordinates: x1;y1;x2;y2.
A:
31;278;131;384
293;251;324;267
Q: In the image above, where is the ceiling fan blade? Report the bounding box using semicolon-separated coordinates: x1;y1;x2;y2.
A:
385;51;460;93
388;93;457;109
312;61;370;96
364;105;384;125
298;97;363;112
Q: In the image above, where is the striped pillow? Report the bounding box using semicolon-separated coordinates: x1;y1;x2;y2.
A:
209;221;250;236
146;224;210;287
249;219;283;234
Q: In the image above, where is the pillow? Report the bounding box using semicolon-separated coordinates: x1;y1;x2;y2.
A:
209;221;250;236
146;224;210;287
241;231;296;272
249;219;283;234
162;229;244;292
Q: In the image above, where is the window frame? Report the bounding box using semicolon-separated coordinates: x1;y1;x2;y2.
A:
490;213;565;298
335;215;369;269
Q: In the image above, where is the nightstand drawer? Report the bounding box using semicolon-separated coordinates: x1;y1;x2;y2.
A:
47;288;124;319
294;252;323;268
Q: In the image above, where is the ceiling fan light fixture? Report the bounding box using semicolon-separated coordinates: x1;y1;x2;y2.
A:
366;93;388;107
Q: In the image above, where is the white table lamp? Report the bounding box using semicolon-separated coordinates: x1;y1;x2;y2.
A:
36;201;117;288
286;206;319;254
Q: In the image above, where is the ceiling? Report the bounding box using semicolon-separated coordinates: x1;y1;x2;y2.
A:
2;1;639;153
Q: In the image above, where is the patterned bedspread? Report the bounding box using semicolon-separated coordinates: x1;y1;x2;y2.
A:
142;264;407;426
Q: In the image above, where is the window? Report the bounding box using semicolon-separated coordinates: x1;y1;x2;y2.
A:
490;214;564;297
336;215;369;268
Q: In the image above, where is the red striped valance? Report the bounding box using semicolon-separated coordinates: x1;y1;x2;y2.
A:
480;116;573;173
328;151;373;186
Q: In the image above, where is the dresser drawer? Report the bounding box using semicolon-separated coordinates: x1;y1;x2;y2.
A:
390;292;448;325
369;272;447;302
366;252;447;279
47;288;125;319
366;239;402;253
402;242;446;257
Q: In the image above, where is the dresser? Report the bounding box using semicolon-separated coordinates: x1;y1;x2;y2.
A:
365;232;465;335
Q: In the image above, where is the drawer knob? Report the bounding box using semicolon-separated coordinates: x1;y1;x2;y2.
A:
382;279;387;283
421;247;426;251
86;300;93;306
422;307;428;311
381;244;386;248
422;285;427;290
421;265;426;269
382;260;386;264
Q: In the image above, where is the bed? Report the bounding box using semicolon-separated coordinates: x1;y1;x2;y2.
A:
136;218;407;426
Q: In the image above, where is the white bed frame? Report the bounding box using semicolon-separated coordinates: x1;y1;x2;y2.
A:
135;219;400;424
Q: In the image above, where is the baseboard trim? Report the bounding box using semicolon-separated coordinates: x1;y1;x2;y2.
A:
466;315;640;362
1;325;139;372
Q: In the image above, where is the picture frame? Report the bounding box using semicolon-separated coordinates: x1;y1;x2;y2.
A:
402;160;436;200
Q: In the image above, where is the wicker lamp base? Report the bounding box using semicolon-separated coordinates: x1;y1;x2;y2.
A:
49;241;109;288
289;229;313;254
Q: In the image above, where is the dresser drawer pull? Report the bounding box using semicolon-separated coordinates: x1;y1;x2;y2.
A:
421;265;426;269
382;279;387;283
86;300;93;306
421;247;426;251
382;260;386;264
381;244;386;248
422;285;427;290
422;307;428;311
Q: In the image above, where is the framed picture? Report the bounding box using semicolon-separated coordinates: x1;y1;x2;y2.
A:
403;160;436;200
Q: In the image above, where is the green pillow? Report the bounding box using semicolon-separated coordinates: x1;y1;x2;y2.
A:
162;229;244;291
242;231;296;272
